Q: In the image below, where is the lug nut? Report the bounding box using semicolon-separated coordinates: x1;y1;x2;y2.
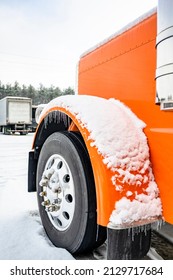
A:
39;178;48;187
41;200;50;206
57;187;62;194
54;198;62;204
46;204;60;212
39;191;47;197
43;169;54;179
51;184;61;193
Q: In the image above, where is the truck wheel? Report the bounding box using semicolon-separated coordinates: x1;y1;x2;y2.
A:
37;131;106;254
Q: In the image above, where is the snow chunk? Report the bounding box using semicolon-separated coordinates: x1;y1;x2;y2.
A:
126;191;133;197
110;185;162;226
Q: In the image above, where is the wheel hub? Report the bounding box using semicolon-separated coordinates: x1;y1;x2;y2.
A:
39;154;75;231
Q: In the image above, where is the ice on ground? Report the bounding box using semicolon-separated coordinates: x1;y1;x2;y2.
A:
0;134;73;260
0;209;72;260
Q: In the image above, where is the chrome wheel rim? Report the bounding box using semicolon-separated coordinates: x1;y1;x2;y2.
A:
39;154;75;231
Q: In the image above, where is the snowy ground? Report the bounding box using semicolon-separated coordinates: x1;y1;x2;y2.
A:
0;133;74;260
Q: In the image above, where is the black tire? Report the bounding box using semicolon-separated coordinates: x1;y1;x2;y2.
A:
37;131;106;254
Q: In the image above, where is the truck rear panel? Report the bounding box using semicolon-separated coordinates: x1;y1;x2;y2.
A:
8;99;31;124
0;96;32;125
78;10;173;224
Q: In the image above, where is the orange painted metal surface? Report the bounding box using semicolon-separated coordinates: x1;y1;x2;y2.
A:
78;12;173;224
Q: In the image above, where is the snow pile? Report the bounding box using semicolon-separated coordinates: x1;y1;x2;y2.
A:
35;103;47;124
0;134;73;260
41;95;162;226
109;182;162;226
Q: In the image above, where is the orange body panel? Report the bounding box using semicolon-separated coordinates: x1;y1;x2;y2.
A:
78;12;173;224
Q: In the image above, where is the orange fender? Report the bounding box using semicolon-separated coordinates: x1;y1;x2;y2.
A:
32;96;162;227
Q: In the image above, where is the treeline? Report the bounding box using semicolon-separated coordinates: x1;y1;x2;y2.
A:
0;81;75;105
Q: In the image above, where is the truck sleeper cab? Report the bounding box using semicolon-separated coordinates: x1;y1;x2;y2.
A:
28;0;173;259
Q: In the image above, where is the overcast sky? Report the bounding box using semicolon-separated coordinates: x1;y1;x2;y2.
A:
0;0;157;90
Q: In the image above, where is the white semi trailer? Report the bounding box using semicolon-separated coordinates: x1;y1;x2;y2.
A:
0;96;32;134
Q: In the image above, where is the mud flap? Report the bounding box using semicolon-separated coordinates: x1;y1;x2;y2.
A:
107;225;151;260
28;150;37;192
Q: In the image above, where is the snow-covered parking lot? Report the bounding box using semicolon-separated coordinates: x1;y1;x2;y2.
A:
0;133;74;260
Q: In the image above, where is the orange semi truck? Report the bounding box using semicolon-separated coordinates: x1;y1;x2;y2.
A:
28;0;173;259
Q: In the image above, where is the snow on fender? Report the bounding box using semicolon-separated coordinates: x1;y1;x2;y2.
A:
38;95;162;228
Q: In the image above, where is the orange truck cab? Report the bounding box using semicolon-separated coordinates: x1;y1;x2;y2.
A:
28;0;173;259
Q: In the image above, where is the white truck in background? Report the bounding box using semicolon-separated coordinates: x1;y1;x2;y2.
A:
0;96;32;135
